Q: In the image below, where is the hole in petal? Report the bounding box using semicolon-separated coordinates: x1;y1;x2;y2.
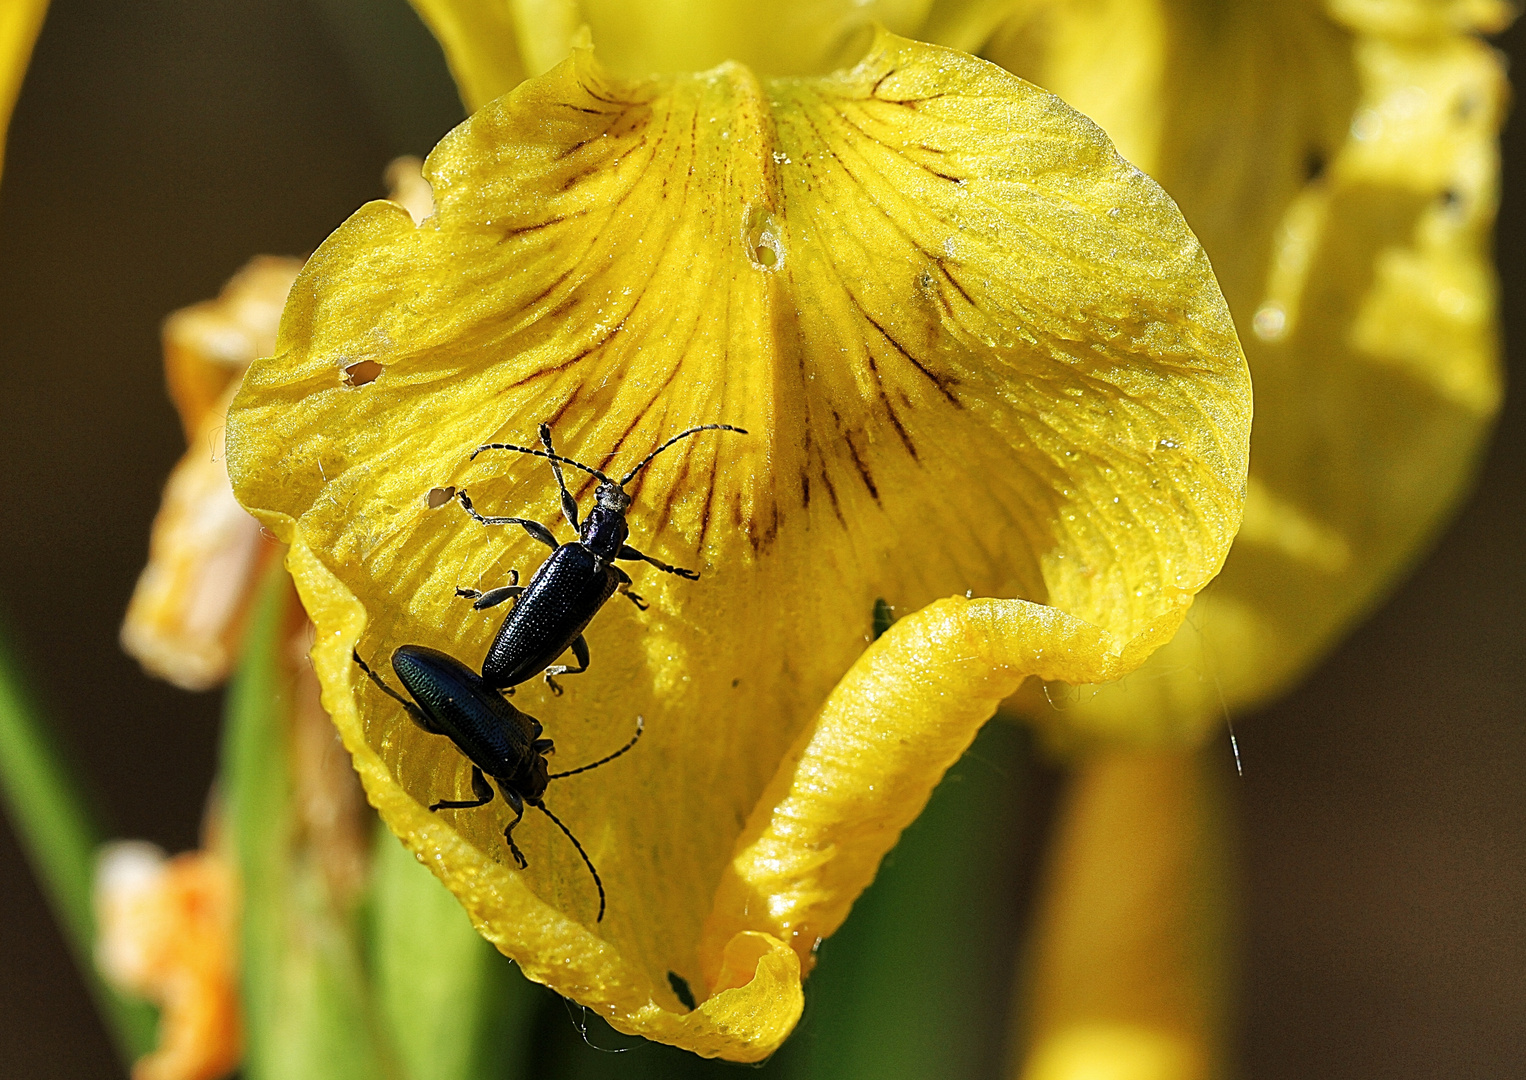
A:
744;206;784;272
343;360;383;387
426;486;456;509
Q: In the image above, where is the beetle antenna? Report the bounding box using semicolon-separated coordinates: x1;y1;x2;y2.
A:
548;716;644;779
535;802;607;922
471;440;612;484
617;424;748;488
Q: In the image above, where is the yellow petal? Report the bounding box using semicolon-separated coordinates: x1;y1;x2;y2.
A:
410;0;1029;106
120;381;269;691
702;596;1168;986
1328;0;1514;36
985;0;1169;171
228;32;1248;1058
407;0;526;111
1022;1026;1204;1080
567;0;1022;77
0;0;46;181
991;1;1507;745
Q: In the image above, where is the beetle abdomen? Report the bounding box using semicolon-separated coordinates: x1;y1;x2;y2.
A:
392;645;542;790
480;544;618;688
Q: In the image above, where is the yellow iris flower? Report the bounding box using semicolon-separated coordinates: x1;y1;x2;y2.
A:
0;0;1501;1073
986;2;1508;1076
226;10;1251;1061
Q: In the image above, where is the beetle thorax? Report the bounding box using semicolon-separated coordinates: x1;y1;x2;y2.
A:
579;500;629;560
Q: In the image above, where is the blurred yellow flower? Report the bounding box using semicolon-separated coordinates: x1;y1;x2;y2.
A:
987;3;1511;1077
1014;750;1231;1080
227;27;1250;1059
991;0;1510;745
122;256;301;690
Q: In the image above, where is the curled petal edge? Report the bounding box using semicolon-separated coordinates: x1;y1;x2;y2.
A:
288;522;1184;1060
699;595;1181;989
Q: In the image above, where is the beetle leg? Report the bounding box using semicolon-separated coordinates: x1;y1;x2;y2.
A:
352;649;440;734
456;583;525;610
610;565;649;610
456;491;559;549
502;788;528;869
543;634;590;696
429;765;497;811
539;423;581;533
620;583;648;611
617;543;699;581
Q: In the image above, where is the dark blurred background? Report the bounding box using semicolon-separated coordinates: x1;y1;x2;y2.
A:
0;2;1520;1077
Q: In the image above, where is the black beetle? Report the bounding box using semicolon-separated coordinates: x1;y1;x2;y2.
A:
454;421;746;694
353;645;642;921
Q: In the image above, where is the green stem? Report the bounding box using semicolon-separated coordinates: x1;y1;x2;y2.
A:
0;616;157;1063
224;560;396;1080
368;822;544;1080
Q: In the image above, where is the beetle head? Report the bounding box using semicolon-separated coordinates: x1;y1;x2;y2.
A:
594;480;632;513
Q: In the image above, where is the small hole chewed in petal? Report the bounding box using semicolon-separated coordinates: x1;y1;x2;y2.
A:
227;31;1248;1060
744;205;784;271
342;359;383;387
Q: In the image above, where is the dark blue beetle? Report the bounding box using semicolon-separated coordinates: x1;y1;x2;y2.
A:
352;645;641;921
454;421;746;694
